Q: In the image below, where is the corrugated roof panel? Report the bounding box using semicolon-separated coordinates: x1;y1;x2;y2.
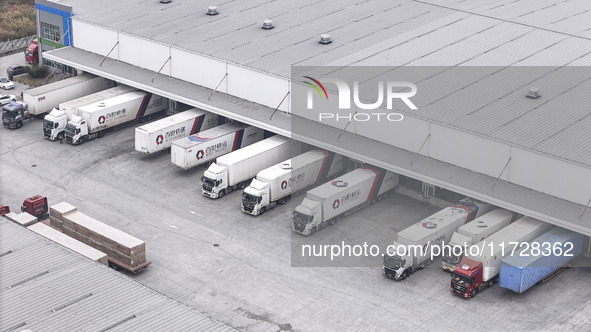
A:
0;220;235;332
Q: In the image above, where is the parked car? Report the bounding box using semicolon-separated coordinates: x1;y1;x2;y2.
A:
0;77;15;90
7;65;26;77
0;94;16;105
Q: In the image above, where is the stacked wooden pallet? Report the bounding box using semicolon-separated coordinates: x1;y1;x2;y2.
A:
49;202;148;271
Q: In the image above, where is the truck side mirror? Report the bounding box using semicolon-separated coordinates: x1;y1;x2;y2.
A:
54;123;58;128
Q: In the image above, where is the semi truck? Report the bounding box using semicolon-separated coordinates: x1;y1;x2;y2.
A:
201;136;296;199
66;91;167;145
24;73;114;116
25;38;38;64
135;108;221;154
383;198;493;280
441;209;517;272
171;122;264;170
43;85;136;140
2;101;30;129
21;195;49;220
242;150;344;216
499;227;584;293
292;167;399;236
451;216;553;298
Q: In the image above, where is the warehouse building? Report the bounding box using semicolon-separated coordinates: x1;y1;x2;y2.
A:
35;0;591;250
0;218;235;331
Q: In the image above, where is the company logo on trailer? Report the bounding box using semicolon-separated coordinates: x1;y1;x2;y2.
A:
156;135;164;145
422;222;437;229
281;180;288;190
331;180;348;188
332;199;340;210
196;149;205;160
98;116;106;124
303;76;417;122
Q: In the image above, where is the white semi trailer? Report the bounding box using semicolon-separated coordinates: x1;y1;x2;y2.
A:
24;73;114;116
171;122;264;170
201;136;296;199
65;92;167;145
242;150;344;216
441;209;517;272
292;167;399;235
383;198;493;280
135;108;221;154
43;85;136;140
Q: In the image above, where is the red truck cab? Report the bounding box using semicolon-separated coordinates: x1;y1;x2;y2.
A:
450;257;483;298
0;205;10;216
25;39;39;64
21;195;48;219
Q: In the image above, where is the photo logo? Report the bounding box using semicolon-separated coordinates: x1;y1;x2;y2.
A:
303;76;418;122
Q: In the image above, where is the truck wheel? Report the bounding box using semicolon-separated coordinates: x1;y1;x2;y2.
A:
310;226;317;235
471;290;477;298
328;218;336;226
58;133;64;140
419;263;425;270
401;271;409;280
218;190;225;198
98;131;105;138
237;182;246;189
487;279;493;288
278;197;287;205
259;207;265;215
16;122;22;129
79;137;86;144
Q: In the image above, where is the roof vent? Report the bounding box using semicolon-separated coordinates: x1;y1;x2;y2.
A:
207;6;219;16
461;264;470;271
262;19;274;30
526;87;540;99
160;0;172;3
319;34;332;45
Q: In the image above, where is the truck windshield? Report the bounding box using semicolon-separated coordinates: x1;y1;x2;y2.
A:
2;109;16;118
442;245;462;265
202;177;215;189
25;50;33;56
383;255;404;269
293;211;311;224
451;272;471;285
242;193;260;204
65;124;76;136
43;119;54;129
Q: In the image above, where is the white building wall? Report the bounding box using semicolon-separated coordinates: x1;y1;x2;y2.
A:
118;34;170;75
72;20;118;59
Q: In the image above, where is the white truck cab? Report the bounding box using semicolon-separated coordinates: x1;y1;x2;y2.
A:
241;179;270;215
201;163;227;199
292;198;321;235
42;109;67;140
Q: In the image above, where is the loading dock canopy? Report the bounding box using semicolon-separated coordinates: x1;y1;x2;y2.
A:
45;47;591;236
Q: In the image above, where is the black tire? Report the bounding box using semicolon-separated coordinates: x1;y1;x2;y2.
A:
79;137;86;144
218;190;225;199
401;271;409;280
328;218;336;226
237;182;246;189
98;131;105;138
310;226;317;235
471;290;477;298
16;122;22;129
419;263;425;270
370;199;376;205
277;197;287;205
487;279;493;288
259;207;265;215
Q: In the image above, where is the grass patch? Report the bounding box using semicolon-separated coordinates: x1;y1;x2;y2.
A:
13;73;47;87
0;0;36;42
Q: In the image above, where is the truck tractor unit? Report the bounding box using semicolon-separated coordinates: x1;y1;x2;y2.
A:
292;167;399;236
66;92;167;145
2;101;30;129
21;195;49;220
451;216;552;298
442;209;517;272
242;150;344;216
202;136;297;199
44;85;136;140
383;198;493;281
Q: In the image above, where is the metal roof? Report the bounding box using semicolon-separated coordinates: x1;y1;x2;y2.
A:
43;47;591;237
0;218;235;332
